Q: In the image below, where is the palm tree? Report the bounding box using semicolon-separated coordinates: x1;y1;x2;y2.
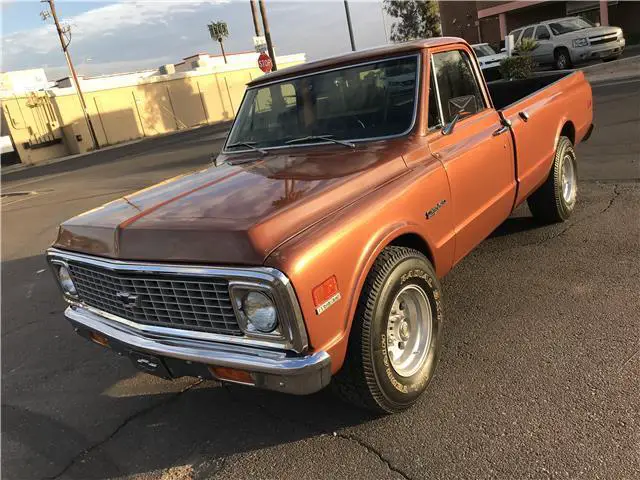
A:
207;21;229;64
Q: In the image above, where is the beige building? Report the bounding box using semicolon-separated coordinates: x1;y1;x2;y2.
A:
1;52;305;166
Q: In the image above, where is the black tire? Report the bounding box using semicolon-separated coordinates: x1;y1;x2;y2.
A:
332;246;443;414
554;48;572;70
527;136;578;224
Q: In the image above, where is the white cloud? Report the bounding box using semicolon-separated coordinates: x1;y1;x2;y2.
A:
2;1;388;78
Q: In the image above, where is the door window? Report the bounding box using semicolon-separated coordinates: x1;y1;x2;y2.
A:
521;26;535;41
535;25;551;40
510;29;523;42
431;50;485;124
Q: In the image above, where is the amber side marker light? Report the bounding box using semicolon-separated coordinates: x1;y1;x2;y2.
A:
312;275;341;315
209;366;254;385
89;331;110;348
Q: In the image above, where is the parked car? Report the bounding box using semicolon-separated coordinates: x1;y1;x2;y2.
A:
472;43;508;81
510;16;625;69
47;37;594;413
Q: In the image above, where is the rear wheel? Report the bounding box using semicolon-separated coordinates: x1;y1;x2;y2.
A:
332;246;443;413
527;136;577;224
554;48;572;70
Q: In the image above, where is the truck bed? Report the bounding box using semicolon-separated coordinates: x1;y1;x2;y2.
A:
487;71;575;111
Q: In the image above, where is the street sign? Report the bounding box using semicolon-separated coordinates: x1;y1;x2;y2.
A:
258;52;273;73
253;35;267;53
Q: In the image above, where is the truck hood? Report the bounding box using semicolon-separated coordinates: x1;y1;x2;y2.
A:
562;25;621;39
55;143;408;265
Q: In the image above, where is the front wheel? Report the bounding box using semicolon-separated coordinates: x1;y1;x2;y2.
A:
527;136;578;224
554;48;572;70
332;246;443;413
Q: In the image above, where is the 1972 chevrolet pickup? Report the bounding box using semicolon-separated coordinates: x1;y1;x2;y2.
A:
47;37;593;413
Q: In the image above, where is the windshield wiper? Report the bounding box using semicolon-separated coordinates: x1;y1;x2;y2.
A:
285;135;355;148
226;141;268;155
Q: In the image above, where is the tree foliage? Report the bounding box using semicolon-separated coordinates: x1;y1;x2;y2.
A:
383;0;441;43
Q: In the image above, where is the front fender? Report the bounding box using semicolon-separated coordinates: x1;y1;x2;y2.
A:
266;160;454;373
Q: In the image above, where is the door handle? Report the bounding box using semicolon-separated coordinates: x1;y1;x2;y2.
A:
519;111;530;122
493;125;509;136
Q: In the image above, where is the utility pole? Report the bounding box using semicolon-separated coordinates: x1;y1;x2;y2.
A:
258;0;277;71
250;0;262;37
344;1;356;51
41;0;99;150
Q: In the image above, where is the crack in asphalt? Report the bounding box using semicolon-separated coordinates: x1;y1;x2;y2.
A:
336;432;412;480
601;184;621;213
221;385;412;480
535;183;622;246
45;379;202;480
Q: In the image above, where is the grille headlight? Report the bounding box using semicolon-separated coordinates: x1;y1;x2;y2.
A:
57;265;77;296
240;291;278;333
573;38;588;47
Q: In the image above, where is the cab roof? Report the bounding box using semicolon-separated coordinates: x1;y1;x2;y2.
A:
247;36;465;88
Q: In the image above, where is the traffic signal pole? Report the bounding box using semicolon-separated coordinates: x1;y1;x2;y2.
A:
258;0;277;71
344;1;356;51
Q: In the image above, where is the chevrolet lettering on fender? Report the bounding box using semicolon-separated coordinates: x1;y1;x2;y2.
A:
47;37;593;413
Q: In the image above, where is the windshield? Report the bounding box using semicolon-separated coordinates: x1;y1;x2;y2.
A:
549;18;594;35
226;55;419;150
473;44;496;57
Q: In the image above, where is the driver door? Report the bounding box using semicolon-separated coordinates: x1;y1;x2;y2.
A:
427;48;516;263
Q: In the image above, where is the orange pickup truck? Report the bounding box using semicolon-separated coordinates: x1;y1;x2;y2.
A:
47;37;593;413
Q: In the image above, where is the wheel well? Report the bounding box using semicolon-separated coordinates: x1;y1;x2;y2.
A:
554;46;569;56
388;233;434;267
560;121;575;145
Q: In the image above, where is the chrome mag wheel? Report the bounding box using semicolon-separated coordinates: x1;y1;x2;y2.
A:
386;284;432;377
562;153;577;204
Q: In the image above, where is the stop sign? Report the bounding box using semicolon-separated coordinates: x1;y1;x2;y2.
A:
258;52;273;73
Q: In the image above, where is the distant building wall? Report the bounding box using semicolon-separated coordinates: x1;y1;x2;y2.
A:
1;54;304;165
439;1;481;44
441;1;640;48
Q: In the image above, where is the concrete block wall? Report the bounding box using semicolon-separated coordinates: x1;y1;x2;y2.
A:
1;56;303;165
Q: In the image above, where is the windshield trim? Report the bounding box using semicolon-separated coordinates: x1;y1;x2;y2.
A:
222;53;422;154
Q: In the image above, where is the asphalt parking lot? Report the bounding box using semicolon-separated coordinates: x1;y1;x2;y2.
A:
2;78;639;480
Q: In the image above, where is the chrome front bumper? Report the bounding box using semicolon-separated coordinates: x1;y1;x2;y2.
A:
65;304;331;395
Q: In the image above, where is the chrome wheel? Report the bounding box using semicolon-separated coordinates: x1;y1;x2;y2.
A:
556;52;569;69
561;153;576;204
386;285;432;378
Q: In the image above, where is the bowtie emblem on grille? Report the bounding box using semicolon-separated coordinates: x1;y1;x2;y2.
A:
116;291;140;308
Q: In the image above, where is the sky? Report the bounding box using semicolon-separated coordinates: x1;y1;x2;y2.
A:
1;0;393;80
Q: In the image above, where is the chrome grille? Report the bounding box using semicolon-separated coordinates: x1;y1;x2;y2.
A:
67;261;242;335
589;34;618;46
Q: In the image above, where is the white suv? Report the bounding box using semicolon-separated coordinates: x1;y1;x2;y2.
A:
510;16;625;69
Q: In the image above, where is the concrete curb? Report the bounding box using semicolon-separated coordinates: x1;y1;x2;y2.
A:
581;52;640;74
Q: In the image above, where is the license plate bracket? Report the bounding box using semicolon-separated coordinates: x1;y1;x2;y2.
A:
128;350;172;379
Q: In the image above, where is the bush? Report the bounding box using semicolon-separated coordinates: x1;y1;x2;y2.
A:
499;55;536;80
500;38;538;80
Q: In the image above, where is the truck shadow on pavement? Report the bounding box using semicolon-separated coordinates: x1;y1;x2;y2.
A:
1;255;377;479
